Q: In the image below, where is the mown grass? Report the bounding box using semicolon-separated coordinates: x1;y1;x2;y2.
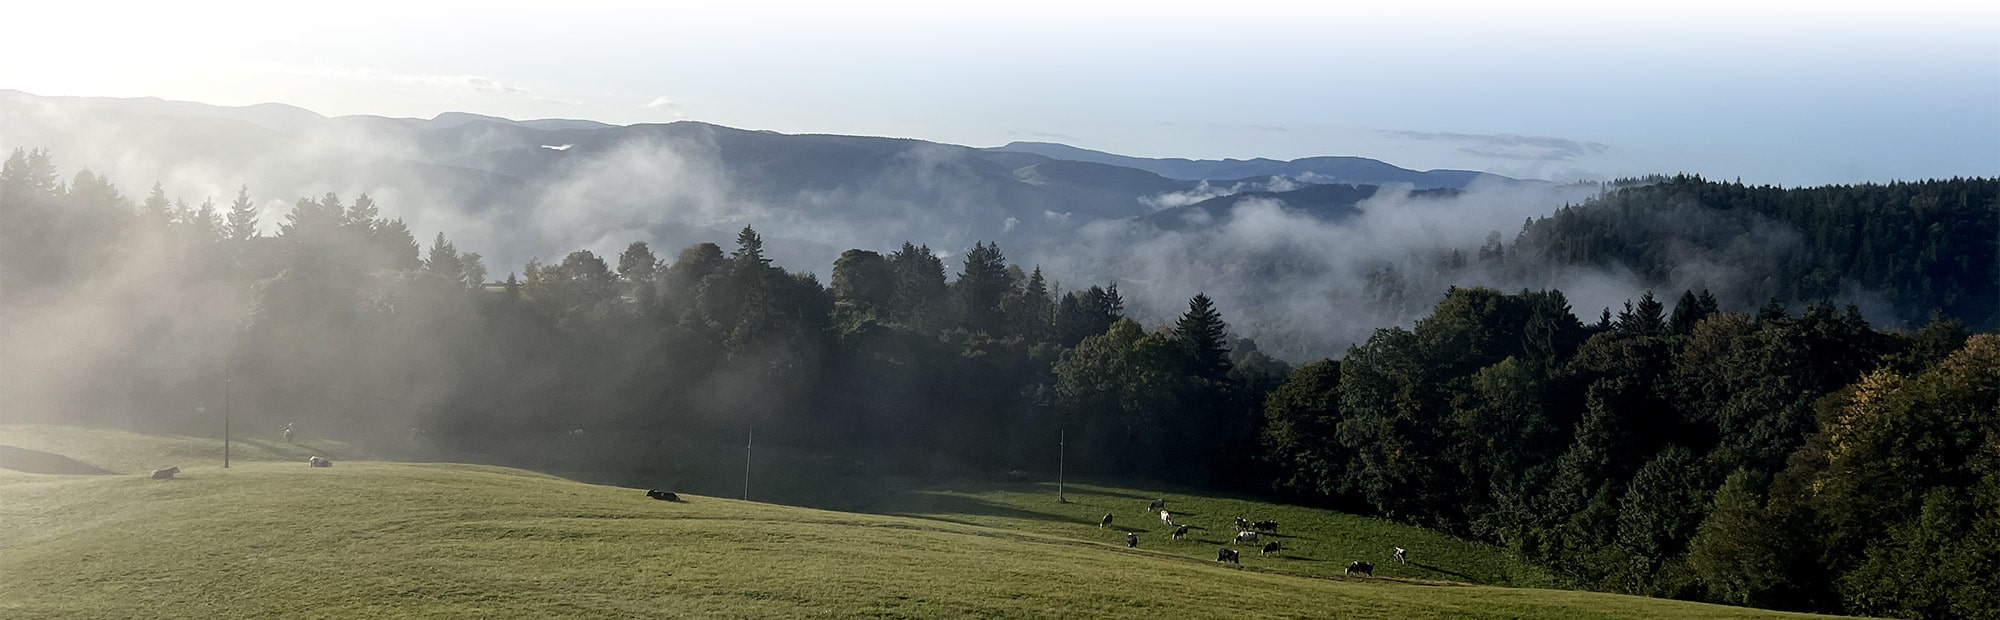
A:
0;425;1838;619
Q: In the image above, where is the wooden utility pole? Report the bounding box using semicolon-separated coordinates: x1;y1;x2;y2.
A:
1057;429;1068;503
742;421;753;501
222;368;231;469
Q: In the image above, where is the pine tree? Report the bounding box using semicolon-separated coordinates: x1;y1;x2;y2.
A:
425;232;465;283
225;185;259;241
1175;293;1232;382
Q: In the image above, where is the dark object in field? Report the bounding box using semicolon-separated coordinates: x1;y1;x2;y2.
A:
1216;548;1240;564
1346;561;1374;576
150;466;180;480
308;456;332;468
1262;541;1281;555
1172;525;1189;540
1253;520;1278;532
646;489;683;502
1149;498;1165;511
1099;513;1113;528
1126;532;1138;548
1235;531;1259;543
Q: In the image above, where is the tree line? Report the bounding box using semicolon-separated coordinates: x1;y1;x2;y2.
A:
3;148;1994;617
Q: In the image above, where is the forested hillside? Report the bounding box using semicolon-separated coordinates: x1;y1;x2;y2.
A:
1370;175;2000;330
3;148;1995;617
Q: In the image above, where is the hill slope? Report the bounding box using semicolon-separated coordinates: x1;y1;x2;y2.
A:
990;141;1516;188
0;426;1834;619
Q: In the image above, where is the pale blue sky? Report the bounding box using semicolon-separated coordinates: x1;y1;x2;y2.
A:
3;0;1995;184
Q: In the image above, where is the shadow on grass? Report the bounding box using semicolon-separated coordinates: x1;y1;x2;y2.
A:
0;445;115;475
1410;561;1473;582
887;491;1085;527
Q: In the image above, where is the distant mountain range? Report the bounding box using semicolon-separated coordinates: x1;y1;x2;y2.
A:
989;141;1513;189
0;89;1525;270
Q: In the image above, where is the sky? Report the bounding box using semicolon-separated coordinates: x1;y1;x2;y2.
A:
2;0;1995;185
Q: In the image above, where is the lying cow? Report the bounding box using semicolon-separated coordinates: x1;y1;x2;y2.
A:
307;456;333;468
646;489;682;502
1262;541;1282;555
1099;513;1114;528
1253;520;1279;532
1216;548;1240;564
1346;561;1374;576
1172;525;1190;540
1235;531;1259;543
1149;498;1166;511
150;466;180;480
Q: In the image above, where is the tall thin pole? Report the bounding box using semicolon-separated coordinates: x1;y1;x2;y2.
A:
223;367;231;469
742;420;753;501
1057;428;1067;503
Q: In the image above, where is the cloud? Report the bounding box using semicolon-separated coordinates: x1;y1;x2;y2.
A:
540;144;573;151
645;95;687;119
1381;130;1610;162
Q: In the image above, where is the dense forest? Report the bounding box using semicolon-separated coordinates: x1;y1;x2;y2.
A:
2;147;1996;618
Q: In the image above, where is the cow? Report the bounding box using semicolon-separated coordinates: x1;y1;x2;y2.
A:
149;466;180;480
1262;541;1282;555
1099;513;1114;528
1126;532;1138;548
1216;548;1240;564
308;456;332;468
1172;525;1190;540
1394;547;1407;564
1253;520;1279;532
1346;561;1374;576
282;423;295;444
1149;498;1166;511
1235;517;1251;530
1235;531;1259;543
646;489;682;502
1160;510;1173;525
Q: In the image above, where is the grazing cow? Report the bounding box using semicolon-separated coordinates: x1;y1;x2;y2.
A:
1099;513;1114;528
1253;520;1279;532
1160;510;1173;525
150;466;180;480
1172;525;1190;540
646;489;682;502
308;456;332;468
1216;548;1240;564
1126;532;1138;548
1394;547;1407;564
1149;498;1166;511
1235;517;1251;530
283;423;295;444
1235;531;1259;543
1262;541;1282;555
1346;561;1374;576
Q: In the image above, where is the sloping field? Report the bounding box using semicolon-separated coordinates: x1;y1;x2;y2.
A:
0;426;1836;619
876;481;1551;587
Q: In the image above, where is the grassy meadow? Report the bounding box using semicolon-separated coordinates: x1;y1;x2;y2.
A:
0;425;1840;619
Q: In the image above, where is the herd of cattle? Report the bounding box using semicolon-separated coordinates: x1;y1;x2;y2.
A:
1111;498;1402;578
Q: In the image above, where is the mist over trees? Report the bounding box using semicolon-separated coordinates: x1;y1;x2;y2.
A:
3;147;1997;618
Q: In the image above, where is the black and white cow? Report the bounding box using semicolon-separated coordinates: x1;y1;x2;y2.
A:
1216;548;1240;564
1172;525;1190;540
1149;498;1166;511
149;466;180;480
1262;541;1282;555
1235;531;1259;543
1099;513;1114;528
1346;561;1375;576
